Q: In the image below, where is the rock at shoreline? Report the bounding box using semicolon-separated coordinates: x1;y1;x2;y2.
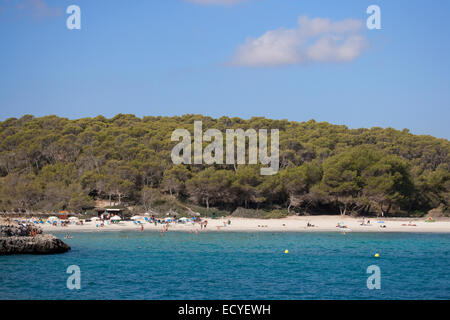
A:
0;222;71;255
0;223;42;237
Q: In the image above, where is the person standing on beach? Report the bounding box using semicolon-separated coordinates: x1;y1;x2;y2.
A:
140;224;144;232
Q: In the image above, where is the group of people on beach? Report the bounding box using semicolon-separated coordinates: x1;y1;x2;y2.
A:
360;217;371;226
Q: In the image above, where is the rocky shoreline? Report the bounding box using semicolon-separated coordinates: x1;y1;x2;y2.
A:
0;221;71;255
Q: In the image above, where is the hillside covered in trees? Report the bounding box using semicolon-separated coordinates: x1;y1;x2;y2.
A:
0;114;448;217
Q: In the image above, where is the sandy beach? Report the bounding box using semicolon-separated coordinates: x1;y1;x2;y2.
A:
40;216;450;233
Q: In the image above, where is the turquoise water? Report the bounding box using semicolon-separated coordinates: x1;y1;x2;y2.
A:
1;231;449;300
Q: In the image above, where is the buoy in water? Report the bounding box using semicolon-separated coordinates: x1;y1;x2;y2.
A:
374;253;380;258
284;250;289;254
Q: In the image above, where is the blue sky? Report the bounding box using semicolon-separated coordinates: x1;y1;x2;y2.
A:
0;0;449;138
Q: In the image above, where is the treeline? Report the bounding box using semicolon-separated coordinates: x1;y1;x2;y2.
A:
0;114;448;217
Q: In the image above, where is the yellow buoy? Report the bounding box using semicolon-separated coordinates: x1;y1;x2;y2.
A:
374;253;380;258
284;250;289;254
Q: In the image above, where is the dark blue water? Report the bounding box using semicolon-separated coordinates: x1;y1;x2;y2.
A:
1;231;449;300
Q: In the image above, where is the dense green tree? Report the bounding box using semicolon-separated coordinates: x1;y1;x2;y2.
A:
363;155;414;216
161;165;191;196
281;162;322;213
319;147;380;215
0;114;448;216
186;168;235;209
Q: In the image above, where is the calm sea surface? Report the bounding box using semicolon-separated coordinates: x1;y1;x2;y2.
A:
1;231;449;300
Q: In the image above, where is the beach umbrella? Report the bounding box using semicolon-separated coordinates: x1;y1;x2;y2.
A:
91;217;101;221
110;216;121;221
144;212;150;216
165;217;172;222
68;217;79;221
131;216;143;220
47;216;58;221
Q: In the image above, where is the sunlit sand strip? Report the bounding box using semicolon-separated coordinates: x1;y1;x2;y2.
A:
39;216;450;233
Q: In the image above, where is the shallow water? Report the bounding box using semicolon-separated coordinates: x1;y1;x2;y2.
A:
1;231;449;300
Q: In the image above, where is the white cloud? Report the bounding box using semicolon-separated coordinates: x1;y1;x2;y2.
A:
183;0;247;5
232;16;368;67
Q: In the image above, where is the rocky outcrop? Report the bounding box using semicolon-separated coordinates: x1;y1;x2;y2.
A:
0;222;71;255
0;223;42;237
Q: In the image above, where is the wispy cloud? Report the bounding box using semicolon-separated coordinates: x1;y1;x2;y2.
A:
231;15;368;67
0;0;62;18
183;0;248;5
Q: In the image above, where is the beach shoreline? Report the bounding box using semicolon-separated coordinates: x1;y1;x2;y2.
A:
39;216;450;234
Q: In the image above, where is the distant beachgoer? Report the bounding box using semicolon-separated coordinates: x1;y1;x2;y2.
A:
228;220;231;225
141;225;144;232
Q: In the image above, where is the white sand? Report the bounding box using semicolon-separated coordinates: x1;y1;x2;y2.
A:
40;216;450;233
